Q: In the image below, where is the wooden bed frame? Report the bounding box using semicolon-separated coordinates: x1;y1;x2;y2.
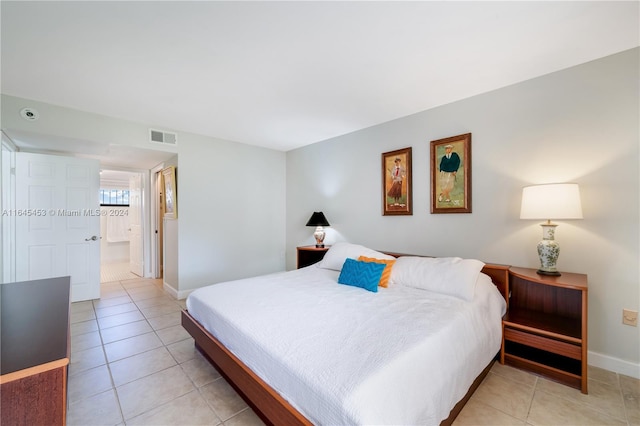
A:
181;261;510;426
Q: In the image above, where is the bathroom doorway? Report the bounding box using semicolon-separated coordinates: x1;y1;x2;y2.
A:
99;169;143;283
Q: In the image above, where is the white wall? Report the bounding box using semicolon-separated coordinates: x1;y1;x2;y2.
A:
164;217;179;293
0;95;287;298
286;48;640;375
176;134;286;294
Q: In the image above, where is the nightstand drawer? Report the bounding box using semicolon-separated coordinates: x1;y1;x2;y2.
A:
504;327;581;360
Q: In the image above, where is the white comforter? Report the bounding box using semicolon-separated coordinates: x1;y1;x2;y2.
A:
187;265;506;425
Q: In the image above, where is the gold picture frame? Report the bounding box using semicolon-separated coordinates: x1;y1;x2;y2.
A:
162;166;177;219
382;147;412;215
430;133;471;214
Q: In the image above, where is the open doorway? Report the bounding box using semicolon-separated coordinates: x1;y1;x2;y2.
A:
99;161;174;285
0;125;177;288
99;169;144;283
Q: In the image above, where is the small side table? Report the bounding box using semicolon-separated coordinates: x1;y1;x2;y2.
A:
501;266;588;393
296;245;329;269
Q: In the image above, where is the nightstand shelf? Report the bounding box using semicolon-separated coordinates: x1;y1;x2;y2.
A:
503;309;582;341
502;267;588;394
504;341;582;375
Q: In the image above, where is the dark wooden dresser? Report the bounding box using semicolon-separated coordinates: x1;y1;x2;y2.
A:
1;276;72;425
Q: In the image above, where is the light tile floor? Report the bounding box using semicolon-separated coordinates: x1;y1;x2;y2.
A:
68;277;265;426
100;262;139;284
69;277;640;426
454;362;639;426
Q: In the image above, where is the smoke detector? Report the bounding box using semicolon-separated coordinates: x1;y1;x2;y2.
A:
20;107;39;121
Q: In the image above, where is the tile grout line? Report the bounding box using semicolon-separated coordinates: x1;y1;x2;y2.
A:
524;375;538;424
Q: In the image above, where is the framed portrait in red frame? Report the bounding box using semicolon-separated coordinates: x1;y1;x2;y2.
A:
382;147;412;216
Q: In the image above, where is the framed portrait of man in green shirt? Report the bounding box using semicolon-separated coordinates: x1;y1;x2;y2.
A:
430;133;472;214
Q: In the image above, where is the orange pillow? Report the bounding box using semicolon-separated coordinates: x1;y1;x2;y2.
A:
358;256;396;288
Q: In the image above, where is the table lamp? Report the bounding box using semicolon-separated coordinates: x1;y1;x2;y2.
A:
305;212;330;248
520;183;583;276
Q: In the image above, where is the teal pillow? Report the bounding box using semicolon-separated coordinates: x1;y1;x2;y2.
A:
337;258;386;293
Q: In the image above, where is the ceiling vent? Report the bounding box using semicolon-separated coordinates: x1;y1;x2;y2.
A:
149;129;177;146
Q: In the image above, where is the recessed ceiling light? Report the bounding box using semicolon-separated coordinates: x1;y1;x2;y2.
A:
20;107;39;121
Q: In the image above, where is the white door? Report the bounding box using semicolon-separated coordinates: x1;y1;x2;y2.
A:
15;152;100;302
129;174;143;277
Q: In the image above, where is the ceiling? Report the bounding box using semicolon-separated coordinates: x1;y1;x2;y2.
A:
2;1;638;154
100;169;140;185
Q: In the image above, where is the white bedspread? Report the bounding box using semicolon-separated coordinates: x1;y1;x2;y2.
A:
187;265;506;425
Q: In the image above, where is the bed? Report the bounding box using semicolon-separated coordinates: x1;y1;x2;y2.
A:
182;243;509;425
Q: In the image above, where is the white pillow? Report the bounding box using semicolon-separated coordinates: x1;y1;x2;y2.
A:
390;256;485;301
316;242;395;271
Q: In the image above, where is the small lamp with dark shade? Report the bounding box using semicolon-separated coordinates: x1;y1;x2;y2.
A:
520;183;583;276
306;212;330;248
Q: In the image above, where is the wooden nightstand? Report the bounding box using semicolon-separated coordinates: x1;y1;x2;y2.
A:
296;246;329;269
501;267;588;393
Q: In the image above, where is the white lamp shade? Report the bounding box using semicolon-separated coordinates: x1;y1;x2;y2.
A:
520;183;583;220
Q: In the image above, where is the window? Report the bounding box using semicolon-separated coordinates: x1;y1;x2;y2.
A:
100;189;130;206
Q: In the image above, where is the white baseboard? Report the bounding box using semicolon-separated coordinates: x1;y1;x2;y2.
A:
176;288;195;300
162;280;194;300
589;350;640;379
162;281;179;299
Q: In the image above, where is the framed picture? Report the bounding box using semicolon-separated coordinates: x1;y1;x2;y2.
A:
382;147;412;215
162;166;177;219
430;133;472;214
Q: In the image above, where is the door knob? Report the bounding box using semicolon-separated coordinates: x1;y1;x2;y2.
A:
85;235;98;241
